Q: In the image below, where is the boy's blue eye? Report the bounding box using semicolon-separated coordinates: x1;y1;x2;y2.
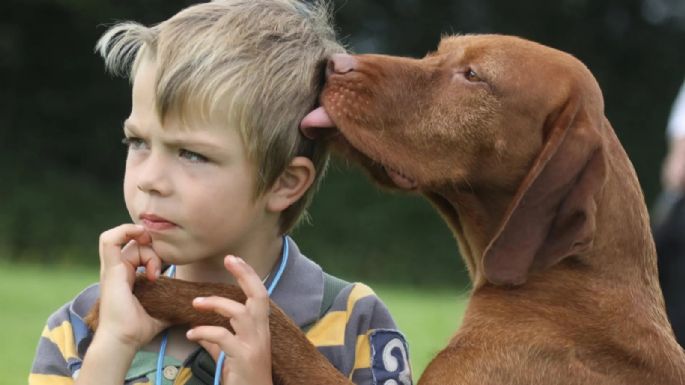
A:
179;149;209;163
121;136;148;151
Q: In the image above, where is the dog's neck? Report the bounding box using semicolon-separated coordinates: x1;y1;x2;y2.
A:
427;152;657;291
437;159;685;379
425;186;513;287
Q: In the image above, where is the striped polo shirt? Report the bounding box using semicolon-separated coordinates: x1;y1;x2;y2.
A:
29;238;412;385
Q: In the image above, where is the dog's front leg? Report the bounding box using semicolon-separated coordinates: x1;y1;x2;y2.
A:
85;276;353;385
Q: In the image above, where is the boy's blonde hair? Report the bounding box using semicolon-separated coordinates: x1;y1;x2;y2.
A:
97;0;344;233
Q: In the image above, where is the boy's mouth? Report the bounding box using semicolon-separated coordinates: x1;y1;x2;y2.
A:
140;213;178;231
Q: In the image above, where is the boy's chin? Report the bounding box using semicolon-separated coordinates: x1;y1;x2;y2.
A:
146;239;182;265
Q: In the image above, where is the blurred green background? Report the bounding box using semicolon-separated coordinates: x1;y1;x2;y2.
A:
2;0;685;382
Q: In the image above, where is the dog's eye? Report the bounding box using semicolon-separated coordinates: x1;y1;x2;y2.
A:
464;68;481;82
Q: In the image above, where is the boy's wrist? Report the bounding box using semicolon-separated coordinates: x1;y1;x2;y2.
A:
75;330;138;385
91;327;141;356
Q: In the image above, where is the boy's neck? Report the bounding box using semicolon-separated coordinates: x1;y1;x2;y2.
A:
173;235;285;285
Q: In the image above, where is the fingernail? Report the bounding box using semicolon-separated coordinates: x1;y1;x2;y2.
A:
186;329;194;338
226;255;238;264
193;297;206;304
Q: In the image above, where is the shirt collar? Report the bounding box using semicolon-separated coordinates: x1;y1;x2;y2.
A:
266;236;325;328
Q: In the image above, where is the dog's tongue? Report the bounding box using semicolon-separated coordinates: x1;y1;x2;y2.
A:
300;106;335;139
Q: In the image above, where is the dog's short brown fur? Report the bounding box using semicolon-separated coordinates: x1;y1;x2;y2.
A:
88;35;685;384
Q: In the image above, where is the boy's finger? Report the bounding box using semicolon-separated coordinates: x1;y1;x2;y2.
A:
193;296;264;338
224;255;270;308
139;245;162;281
119;242;162;282
196;340;222;362
98;224;149;268
186;326;239;357
192;296;245;320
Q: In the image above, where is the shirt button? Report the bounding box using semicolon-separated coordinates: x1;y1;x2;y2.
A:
163;365;179;380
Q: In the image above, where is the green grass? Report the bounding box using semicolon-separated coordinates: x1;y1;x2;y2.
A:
1;263;467;383
373;285;468;377
0;263;99;384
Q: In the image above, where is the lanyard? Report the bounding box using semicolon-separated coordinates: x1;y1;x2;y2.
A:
155;236;290;385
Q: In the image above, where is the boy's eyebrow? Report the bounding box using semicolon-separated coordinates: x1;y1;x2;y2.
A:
122;119;225;151
123;119;141;134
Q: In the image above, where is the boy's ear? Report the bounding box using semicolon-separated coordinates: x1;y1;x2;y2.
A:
266;156;316;213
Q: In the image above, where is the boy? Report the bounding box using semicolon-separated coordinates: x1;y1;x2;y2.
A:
29;1;412;385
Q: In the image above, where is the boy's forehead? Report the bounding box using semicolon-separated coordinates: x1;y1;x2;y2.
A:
131;58;157;114
126;64;246;154
130;59;220;130
131;57;242;135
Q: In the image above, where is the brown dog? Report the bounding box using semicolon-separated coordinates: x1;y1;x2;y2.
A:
89;34;685;384
300;34;685;384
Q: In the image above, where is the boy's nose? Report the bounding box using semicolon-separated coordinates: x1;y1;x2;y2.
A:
135;155;173;196
326;53;357;77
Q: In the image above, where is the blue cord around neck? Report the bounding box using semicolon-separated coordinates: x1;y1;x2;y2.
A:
155;237;289;385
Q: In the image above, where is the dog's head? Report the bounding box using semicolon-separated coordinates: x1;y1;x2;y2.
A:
302;34;609;286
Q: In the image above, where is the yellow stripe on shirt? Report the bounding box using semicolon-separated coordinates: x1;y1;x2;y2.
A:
306;283;375;347
351;330;372;373
41;322;78;361
306;310;347;346
29;373;74;385
346;283;374;313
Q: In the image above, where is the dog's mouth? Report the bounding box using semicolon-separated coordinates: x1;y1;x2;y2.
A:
300;106;333;139
301;106;418;191
383;165;418;190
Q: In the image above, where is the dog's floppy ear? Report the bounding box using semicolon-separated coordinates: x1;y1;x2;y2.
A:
482;95;607;286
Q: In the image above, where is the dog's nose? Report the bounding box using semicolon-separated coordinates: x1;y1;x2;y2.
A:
327;53;357;77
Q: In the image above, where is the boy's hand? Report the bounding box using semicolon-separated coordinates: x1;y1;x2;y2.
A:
95;224;169;348
186;255;273;385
